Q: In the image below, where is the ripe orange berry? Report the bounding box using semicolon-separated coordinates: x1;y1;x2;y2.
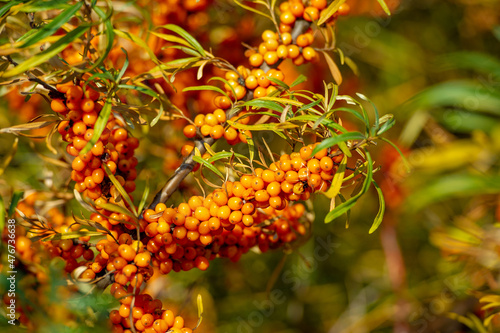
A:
213;109;227;123
245;75;258;90
290;2;305;16
302;47;317;61
311;0;327;10
194;114;205;127
296;34;311;47
303;6;319;21
253;86;267;98
214;95;232;109
249;53;264;67
228;197;243;211
51;99;67;113
134;252;151;267
209;125;224;139
320;156;334;171
67;85;83;100
262;29;277;41
280;11;296;25
255;189;270;202
264;51;279;65
181;143;194;157
287;45;300;59
224;127;238;141
183;124;197;138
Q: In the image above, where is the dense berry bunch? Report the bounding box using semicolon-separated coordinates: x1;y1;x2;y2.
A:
52;82;138;202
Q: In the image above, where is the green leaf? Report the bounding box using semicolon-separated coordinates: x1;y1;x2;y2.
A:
376;114;395;135
80;98;112;154
103;163;138;217
137;179;150;215
1;24;89;77
8;191;24;218
234;0;272;21
44;230;104;241
376;0;392;16
325;151;373;223
207;151;248;164
356;93;379;136
368;180;385;234
0;0;21;18
311;132;365;157
227;120;297;131
150;31;192;48
19;2;83;48
162;24;206;57
116;48;129;82
267;77;289;90
318;0;347;26
288;114;346;133
243;99;284;112
15;0;71;12
192;156;224;179
87;6;115;72
183;85;228;98
297;99;323;113
290;74;307;88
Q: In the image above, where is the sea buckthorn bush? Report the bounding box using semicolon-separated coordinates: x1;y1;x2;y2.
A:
0;0;400;332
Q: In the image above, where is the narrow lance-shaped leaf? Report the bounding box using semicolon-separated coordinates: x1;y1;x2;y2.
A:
192;156;225;179
162;24;206;57
103;163;138;217
324;151;373;223
368;180;385;234
19;2;83;48
80;98;112;154
318;0;347;28
377;0;392;16
311;132;365;157
2;24;89;77
320;51;342;85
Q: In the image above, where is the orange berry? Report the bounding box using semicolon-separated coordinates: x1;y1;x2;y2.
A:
287;45;300;59
213;108;227;123
249;53;264;67
290;2;304;17
264;51;279;65
134;252;151;267
224;127;238;141
311;0;327;10
280;11;296;25
51;99;67;113
253;86;267;98
228;197;243;211
214;95;232;109
303;6;319;21
255;189;270;202
183;125;197;138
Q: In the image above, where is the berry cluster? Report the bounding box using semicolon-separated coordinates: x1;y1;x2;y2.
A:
52;82;138;201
